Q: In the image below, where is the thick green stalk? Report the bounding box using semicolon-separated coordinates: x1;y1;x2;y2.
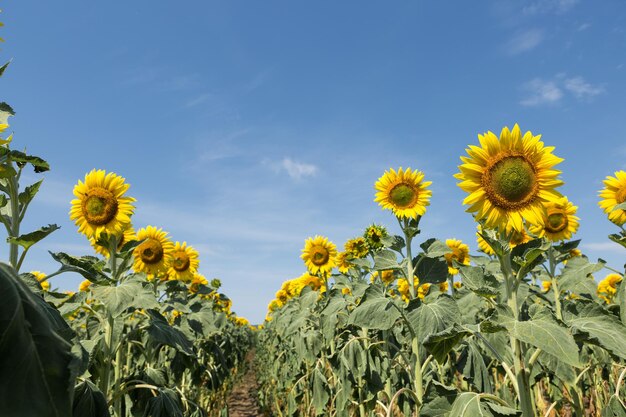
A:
8;173;20;269
547;248;563;321
502;253;535;417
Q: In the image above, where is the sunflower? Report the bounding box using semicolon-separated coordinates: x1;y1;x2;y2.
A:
455;125;563;232
445;239;470;275
342;287;352;296
31;271;49;291
89;225;137;257
70;169;136;239
542;281;552;292
370;270;396;285
597;273;623;303
168;241;200;282
344;237;369;259
375;168;432;219
529;197;579;241
599;170;626;225
363;224;388;251
301;235;337;276
79;280;92;292
336;251;353;274
189;273;208;293
133;226;174;277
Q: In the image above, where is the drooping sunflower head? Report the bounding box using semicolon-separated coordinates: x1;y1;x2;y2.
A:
89;225;137;257
79;280;92;292
301;235;338;276
599;170;626;226
70;169;136;239
542;281;552;293
336;251;353;274
363;223;388;251
371;270;396;285
133;226;175;277
375;168;432;219
455;125;563;232
168;241;200;282
529;197;579;241
31;271;49;291
344;237;369;259
189;273;208;294
597;273;623;303
444;239;470;275
275;289;289;305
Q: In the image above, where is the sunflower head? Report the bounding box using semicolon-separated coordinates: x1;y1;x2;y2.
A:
375;168;432;219
344;237;369;259
301;235;338;276
336;251;353;274
133;226;175;277
597;273;623;303
79;280;92;292
529;197;579;241
189;273;208;293
371;270;396;285
363;224;388;251
168;241;200;282
70;169;136;239
599;170;626;225
444;239;470;275
342;287;352;296
542;281;552;293
456;125;563;232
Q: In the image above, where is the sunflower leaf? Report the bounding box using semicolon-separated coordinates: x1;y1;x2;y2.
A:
7;224;59;250
414;255;448;284
49;251;110;284
373;249;402;271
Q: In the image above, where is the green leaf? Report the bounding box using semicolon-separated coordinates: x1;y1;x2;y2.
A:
0;264;75;417
618;280;626;326
424;324;471;363
0;148;50;173
495;306;581;367
608;233;626;250
564;302;626;360
421;239;453;258
448;393;520;417
18;179;43;207
0;102;14;125
347;284;400;330
92;281;158;318
415;255;449;284
458;265;499;297
421;381;457;417
511;238;550;278
72;380;110;417
49;252;109;283
7;224;59;250
382;234;405;251
559;257;605;297
143;388;183;417
373;249;402;271
312;367;329;413
602;395;626;417
407;295;460;344
0;62;10;77
146;310;194;356
456;339;492;393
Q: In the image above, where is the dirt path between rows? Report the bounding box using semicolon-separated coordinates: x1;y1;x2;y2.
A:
227;350;263;417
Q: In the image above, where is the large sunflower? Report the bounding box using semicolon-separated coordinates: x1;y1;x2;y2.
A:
133;226;174;277
168;241;200;282
455;125;563;232
599;170;626;225
375;168;432;219
301;235;337;276
70;169;136;239
529;197;579;241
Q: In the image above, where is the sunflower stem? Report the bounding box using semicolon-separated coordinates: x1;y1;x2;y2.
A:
547;247;563;321
8;169;20;270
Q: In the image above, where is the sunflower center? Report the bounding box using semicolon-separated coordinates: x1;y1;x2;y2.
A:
81;188;118;226
484;156;538;209
138;238;164;264
389;183;418;208
545;211;568;233
172;251;191;272
310;246;330;266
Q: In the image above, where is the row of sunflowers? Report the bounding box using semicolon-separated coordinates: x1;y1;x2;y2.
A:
257;125;626;417
0;26;253;416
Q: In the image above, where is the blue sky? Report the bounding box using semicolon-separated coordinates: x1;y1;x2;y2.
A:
2;0;625;323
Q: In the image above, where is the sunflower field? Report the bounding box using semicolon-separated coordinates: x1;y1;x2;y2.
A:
2;10;626;417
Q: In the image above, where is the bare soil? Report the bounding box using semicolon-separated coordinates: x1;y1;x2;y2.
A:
226;351;263;417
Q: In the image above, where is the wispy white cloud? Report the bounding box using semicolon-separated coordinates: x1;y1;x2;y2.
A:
270;157;318;180
505;29;544;55
520;75;605;106
577;22;591;31
520;78;563;106
563;76;605;100
185;93;213;108
582;242;625;254
523;0;579;15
